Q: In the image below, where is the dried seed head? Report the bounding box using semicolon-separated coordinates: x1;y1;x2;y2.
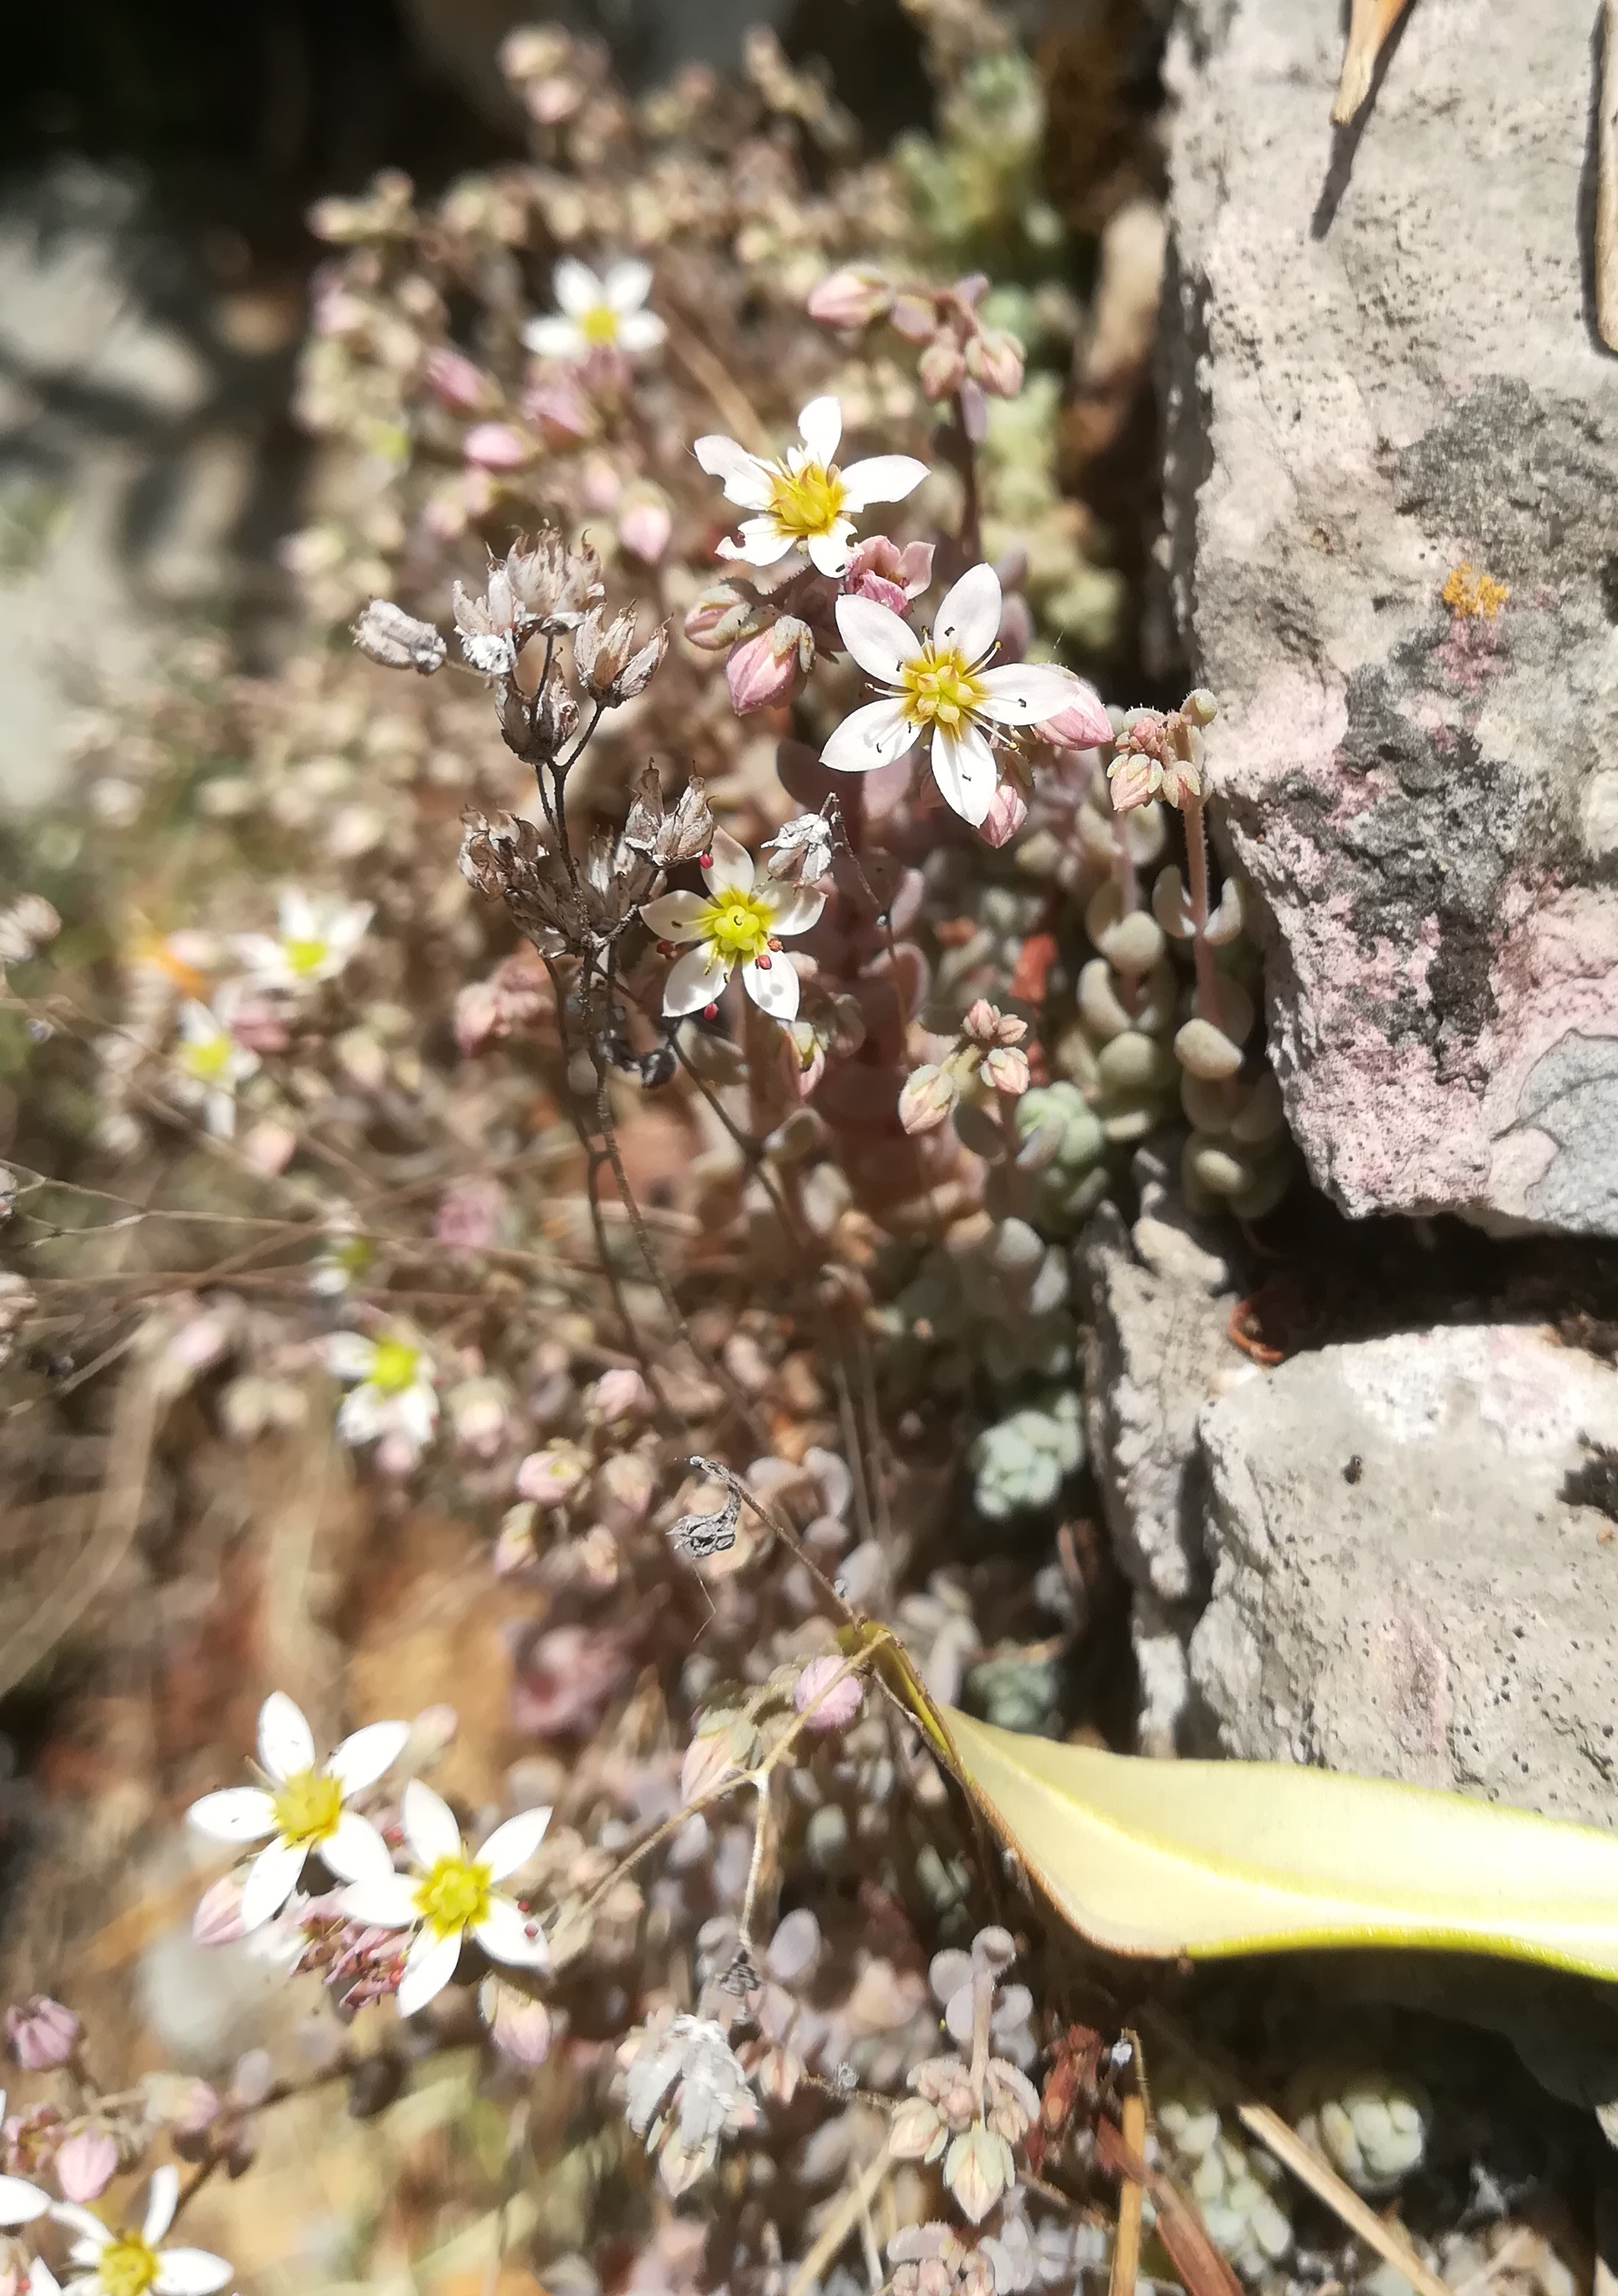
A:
352;599;447;675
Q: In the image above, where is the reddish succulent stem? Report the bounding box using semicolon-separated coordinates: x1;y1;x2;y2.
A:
1181;790;1225;1034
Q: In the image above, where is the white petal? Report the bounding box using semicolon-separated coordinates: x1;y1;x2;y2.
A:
319;1808;396;1886
396;1925;463;2017
742;956;801;1022
617;311;666;352
704;829;754;898
975;661;1089;727
760;884;825;937
821;696;917;774
838;453;928;512
256;1692;316;1785
143;2165;179;2246
805;522;854;577
604;258;652;312
28;2259;62;2295
278;888;318;940
835;592;921;682
326;1718;409;1796
930;724;998;827
153;2253;232;2296
553;258;604;317
718;519;798;567
0;2178;47;2227
186;1787;276;1844
51;2208;110;2251
640;891;709;942
933;562;1002;664
663;943;731;1018
477;1805;552;1881
396;1385;438;1449
339;1873;421;1930
335;1387;387;1445
796;395;842;464
474;1894;549;1969
240;1837;307;1932
325;1332;376;1382
693;435;774;510
523;316;585;360
402;1778;462;1868
233;935;284;977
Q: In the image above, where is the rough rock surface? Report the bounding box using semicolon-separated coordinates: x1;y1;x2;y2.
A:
1189;1324;1618;1826
1161;0;1618;1236
1080;1186;1255;1753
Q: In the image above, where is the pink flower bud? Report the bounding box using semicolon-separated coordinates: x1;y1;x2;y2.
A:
520;379;593;445
191;1874;246;1946
579;454;620;513
968;327;1025;399
793;1654;862;1732
423;346;490;411
493;1504;538;1575
898;1063;960;1136
962;1000;1025;1048
918;334;968;402
453;978;501;1056
1039;679;1113;751
982;1045;1031;1096
725;620;813;715
1106;751;1159;812
516;1441;590;1506
680;1729;740;1804
54;2130;117;2204
618;495;672;565
806;266;891;330
683;582;755;653
890;291;938;341
975;783;1028;848
585;1367;649;1424
463;422;531;472
480;1977;552;2067
5;1999;78;2072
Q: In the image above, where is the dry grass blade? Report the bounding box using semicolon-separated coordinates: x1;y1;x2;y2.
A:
1109;2089;1148;2296
785;2138;893;2296
1233;2102;1451;2296
1332;0;1416;125
1094;2114;1244;2296
1597;0;1618;349
0;1351;158;1700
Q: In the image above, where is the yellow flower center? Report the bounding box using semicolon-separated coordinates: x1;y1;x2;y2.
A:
899;643;990;731
270;1765;345;1847
766;461;847;541
181;1032;232;1083
284;935;330;976
366;1337;423;1394
96;2238;160;2296
415;1854;491;1936
579;304;620;345
700;891;776;962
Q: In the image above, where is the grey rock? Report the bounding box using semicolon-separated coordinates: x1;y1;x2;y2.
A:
1159;0;1618;1236
1189;1324;1618;1824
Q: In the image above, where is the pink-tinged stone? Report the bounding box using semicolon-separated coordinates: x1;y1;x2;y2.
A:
1166;0;1618;1235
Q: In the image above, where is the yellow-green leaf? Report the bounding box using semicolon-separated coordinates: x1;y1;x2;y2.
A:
940;1706;1618;1978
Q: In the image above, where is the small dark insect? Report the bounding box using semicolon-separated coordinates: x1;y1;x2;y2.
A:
1343;1455;1364;1485
667;1494;740;1562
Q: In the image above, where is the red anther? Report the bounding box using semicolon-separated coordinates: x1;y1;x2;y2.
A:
658;940;674;955
755;953;772;970
702;1002;719;1019
524;1921;540;1940
699;851;713;869
768;936;782;951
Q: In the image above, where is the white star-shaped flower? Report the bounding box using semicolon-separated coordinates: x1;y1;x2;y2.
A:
337;1780;552;2018
48;2166;231;2296
169;995;259;1139
821;562;1086;828
326;1326;439;1454
695;396;927;579
0;2093;49;2230
522;258;665;363
639;829;824;1023
187;1691;406;1931
235;890;373;992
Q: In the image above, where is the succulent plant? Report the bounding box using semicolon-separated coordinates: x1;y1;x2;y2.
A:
969;1390;1085;1520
